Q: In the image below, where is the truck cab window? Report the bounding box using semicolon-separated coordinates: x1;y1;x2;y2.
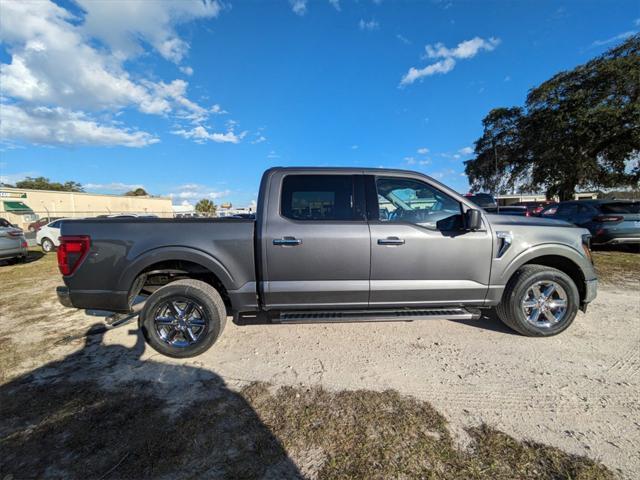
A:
375;177;462;230
281;175;357;221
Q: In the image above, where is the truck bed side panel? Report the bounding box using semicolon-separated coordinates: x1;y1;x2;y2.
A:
60;219;256;312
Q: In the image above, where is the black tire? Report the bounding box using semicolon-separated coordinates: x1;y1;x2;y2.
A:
139;279;226;358
41;238;54;253
496;265;579;337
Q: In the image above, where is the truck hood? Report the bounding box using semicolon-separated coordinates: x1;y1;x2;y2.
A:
486;214;576;228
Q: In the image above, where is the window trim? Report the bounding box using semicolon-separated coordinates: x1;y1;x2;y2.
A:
278;173;366;223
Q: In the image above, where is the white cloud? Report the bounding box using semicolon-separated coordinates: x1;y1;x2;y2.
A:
167;183;231;204
84;182;145;192
251;134;267;144
0;104;158;147
211;104;228;115
635;18;640;27
359;19;379;31
400;36;500;86
0;0;234;148
396;34;411;45
591;31;637;47
329;0;341;11
180;66;194;76
351;144;359;150
424;37;500;60
0;171;38;185
405;156;430;167
171;126;247;144
76;0;220;63
400;58;455;85
290;0;307;16
417;147;429;154
459;146;473;155
267;150;280;159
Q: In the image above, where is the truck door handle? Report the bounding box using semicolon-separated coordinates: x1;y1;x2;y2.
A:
273;237;302;246
378;237;405;245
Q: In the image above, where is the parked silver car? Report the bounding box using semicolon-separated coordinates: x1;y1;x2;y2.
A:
0;217;28;264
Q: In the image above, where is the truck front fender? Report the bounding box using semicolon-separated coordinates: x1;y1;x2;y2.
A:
495;243;594;286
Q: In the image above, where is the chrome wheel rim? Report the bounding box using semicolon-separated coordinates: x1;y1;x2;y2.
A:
43;240;52;252
153;297;208;348
521;280;568;328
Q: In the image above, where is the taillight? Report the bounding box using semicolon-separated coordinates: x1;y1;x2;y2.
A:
21;240;27;248
593;215;623;223
57;236;90;276
7;230;22;237
533;206;543;214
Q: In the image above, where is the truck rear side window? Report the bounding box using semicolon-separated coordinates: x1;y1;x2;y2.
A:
281;175;357;221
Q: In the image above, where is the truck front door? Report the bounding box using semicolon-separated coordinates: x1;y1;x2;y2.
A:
366;174;493;307
261;172;370;309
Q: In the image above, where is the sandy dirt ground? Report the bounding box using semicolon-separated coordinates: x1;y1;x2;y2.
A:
39;284;640;478
1;258;638;478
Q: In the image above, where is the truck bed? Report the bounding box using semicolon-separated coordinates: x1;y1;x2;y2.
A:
60;217;256;312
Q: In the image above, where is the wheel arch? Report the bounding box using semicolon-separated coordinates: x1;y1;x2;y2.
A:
499;245;589;303
119;247;236;311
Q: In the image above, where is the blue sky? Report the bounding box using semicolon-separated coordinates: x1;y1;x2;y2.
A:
0;0;637;207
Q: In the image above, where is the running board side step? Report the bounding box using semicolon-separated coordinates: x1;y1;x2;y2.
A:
276;307;480;324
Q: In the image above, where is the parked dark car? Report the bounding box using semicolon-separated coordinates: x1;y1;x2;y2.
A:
57;167;597;358
464;193;498;212
539;200;640;246
513;201;554;216
496;206;528;216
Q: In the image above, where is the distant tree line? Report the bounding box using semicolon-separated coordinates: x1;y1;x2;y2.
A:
14;176;84;192
3;177;149;196
465;35;639;201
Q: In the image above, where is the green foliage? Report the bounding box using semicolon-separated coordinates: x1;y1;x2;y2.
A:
125;188;148;196
465;35;640;200
15;176;84;192
195;198;217;215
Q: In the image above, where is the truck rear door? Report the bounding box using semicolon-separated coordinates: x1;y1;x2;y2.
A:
261;172;370;309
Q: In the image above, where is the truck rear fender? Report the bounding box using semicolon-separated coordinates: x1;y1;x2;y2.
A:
119;246;235;302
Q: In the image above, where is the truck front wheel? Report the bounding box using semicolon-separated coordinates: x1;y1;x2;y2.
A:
496;265;579;336
139;279;227;358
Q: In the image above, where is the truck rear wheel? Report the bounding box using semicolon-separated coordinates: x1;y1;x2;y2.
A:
496;265;579;336
139;279;226;358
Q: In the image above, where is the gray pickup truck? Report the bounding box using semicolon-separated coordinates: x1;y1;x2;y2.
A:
57;167;597;357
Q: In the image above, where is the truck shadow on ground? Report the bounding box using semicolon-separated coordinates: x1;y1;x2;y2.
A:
0;324;302;480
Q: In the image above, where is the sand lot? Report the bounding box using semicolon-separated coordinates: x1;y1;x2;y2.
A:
1;251;638;478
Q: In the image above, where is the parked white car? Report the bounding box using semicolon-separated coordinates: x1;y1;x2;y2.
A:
36;219;66;253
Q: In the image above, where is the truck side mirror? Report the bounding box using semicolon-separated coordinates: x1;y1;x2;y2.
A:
465;209;483;231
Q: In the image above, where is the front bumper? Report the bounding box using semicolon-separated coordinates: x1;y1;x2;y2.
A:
56;286;74;308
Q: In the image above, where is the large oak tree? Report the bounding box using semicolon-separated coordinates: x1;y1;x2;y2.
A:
465;35;639;200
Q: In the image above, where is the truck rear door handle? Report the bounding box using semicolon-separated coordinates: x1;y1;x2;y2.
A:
273;237;302;246
378;237;405;245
